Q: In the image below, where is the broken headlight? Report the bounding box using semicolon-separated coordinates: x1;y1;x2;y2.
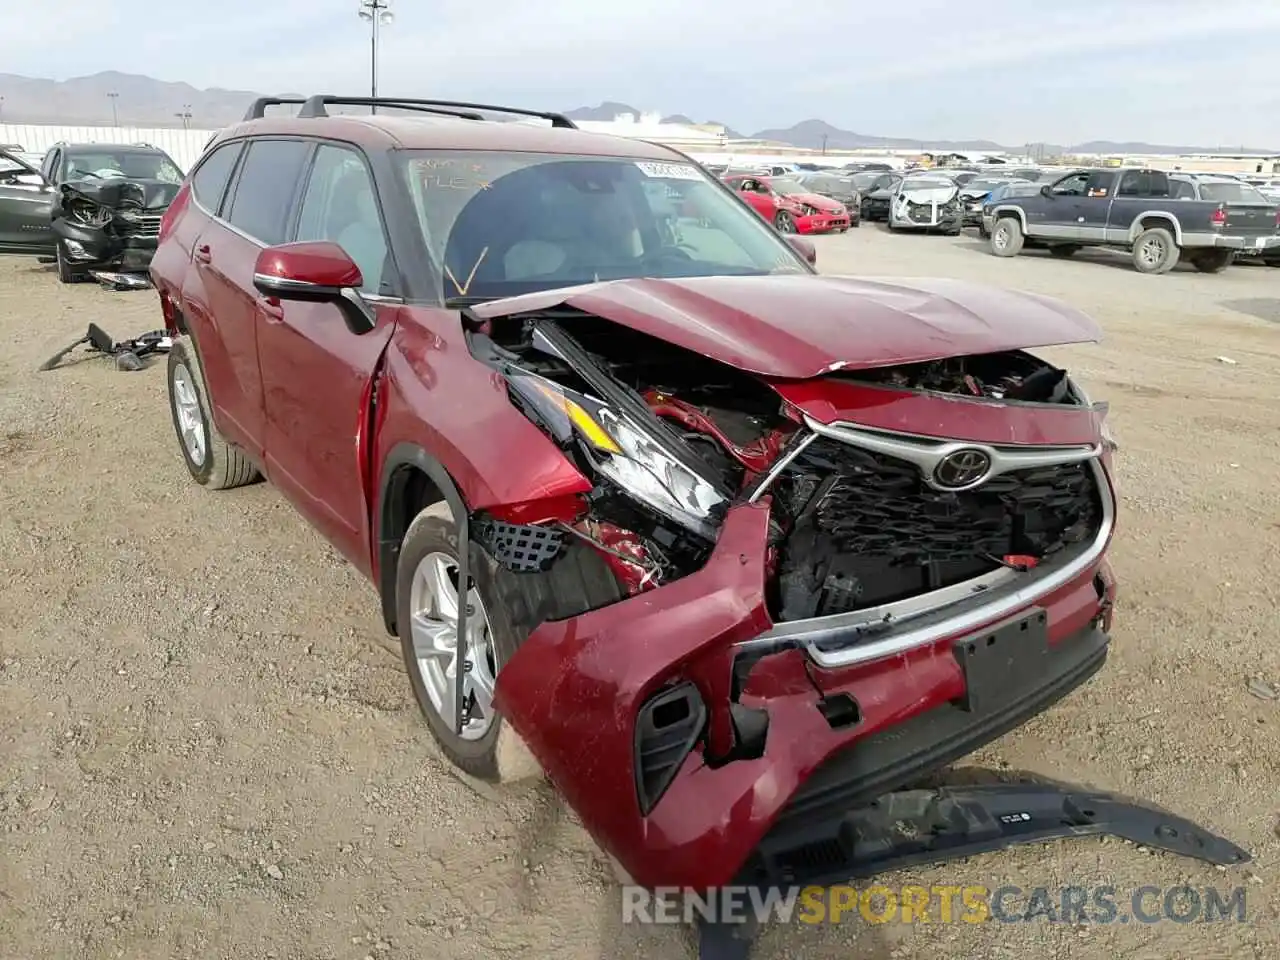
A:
507;372;726;538
66;197;113;227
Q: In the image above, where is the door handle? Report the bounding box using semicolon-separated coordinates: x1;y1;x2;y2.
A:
258;298;285;322
193;244;212;264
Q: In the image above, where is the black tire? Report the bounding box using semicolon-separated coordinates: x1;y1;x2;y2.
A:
55;242;87;284
990;216;1024;257
1048;244;1080;258
1131;227;1180;274
1191;250;1232;273
396;503;521;781
773;211;796;233
166;335;260;489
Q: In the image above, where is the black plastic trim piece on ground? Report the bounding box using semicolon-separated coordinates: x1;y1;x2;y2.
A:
694;781;1251;960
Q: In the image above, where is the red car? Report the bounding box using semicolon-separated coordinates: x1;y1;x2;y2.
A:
723;173;851;234
150;96;1118;895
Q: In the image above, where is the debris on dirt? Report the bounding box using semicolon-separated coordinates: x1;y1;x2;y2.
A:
264;863;284;880
38;322;171;373
1215;356;1238;365
1248;678;1278;701
88;271;151;292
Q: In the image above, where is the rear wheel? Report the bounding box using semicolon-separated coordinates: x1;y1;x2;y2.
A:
1132;227;1180;274
167;336;260;489
1190;249;1232;273
990;216;1024;257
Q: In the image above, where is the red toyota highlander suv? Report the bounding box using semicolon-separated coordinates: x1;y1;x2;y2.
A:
149;95;1118;893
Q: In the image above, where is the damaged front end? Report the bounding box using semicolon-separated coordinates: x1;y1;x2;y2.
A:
470;280;1122;891
52;178;178;272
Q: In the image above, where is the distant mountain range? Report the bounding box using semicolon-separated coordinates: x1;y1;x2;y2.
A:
2;74;1275;156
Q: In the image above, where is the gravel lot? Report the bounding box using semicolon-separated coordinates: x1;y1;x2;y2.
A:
2;231;1278;960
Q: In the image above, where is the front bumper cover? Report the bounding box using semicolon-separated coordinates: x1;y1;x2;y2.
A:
52;219;159;271
493;499;1118;891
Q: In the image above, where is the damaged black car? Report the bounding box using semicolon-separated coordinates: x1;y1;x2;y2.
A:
0;142;183;283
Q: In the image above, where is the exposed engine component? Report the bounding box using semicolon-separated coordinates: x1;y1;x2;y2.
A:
845;352;1074;403
470;312;1103;621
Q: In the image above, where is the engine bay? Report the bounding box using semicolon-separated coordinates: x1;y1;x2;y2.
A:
468;309;1101;623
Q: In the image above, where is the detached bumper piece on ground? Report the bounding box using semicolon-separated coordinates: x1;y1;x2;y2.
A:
699;781;1252;960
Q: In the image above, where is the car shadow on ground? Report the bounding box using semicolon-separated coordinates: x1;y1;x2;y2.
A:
1220;298;1280;323
948;236;1221;273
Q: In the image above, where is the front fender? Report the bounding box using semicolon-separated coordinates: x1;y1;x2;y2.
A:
370;317;594;629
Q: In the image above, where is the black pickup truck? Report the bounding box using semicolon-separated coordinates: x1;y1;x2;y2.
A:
985;166;1280;273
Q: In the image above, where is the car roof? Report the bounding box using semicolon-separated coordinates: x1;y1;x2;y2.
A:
212;114;685;161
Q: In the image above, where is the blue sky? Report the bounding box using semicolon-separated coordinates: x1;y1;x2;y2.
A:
6;0;1280;145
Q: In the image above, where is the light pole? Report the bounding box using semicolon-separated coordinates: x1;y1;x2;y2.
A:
108;91;119;126
358;0;394;114
174;105;192;130
0;95;5;122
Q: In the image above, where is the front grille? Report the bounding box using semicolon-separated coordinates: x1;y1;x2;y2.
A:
115;212;164;238
771;437;1102;620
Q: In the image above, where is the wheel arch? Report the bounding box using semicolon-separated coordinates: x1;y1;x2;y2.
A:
991;205;1028;232
1129;213;1182;245
376;442;470;637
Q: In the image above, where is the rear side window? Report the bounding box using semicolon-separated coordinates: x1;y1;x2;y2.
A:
225;139;312;245
189;142;243;213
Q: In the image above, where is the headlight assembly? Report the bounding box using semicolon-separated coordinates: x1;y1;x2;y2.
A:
505;371;727;538
67;197;113;227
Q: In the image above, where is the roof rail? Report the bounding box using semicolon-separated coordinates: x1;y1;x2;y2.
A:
298;97;488;122
242;96;309;121
294;95;578;128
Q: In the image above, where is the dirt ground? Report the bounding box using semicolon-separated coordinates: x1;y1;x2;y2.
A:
1;232;1278;960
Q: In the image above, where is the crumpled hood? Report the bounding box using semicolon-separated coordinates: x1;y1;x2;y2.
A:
786;191;847;213
470;274;1101;379
61;178;180;210
899;183;959;203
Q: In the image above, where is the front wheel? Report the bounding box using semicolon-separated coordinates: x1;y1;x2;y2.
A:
55;242;88;284
1132;227;1180;274
989;217;1024;257
773;211;796;233
396;503;541;783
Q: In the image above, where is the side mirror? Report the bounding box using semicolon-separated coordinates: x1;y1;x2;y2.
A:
1040;184;1053;197
785;235;817;265
253;241;375;335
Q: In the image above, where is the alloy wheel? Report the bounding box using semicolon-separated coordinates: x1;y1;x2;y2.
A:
408;551;499;740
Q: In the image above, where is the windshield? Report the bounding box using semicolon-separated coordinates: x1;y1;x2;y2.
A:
801;175;854;192
65;150;183;183
963;179;1009;192
903;178;954;191
1199;181;1270;203
400;151;813;301
769;178;813;196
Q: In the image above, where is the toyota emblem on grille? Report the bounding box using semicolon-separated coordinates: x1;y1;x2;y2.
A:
933;448;992;489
